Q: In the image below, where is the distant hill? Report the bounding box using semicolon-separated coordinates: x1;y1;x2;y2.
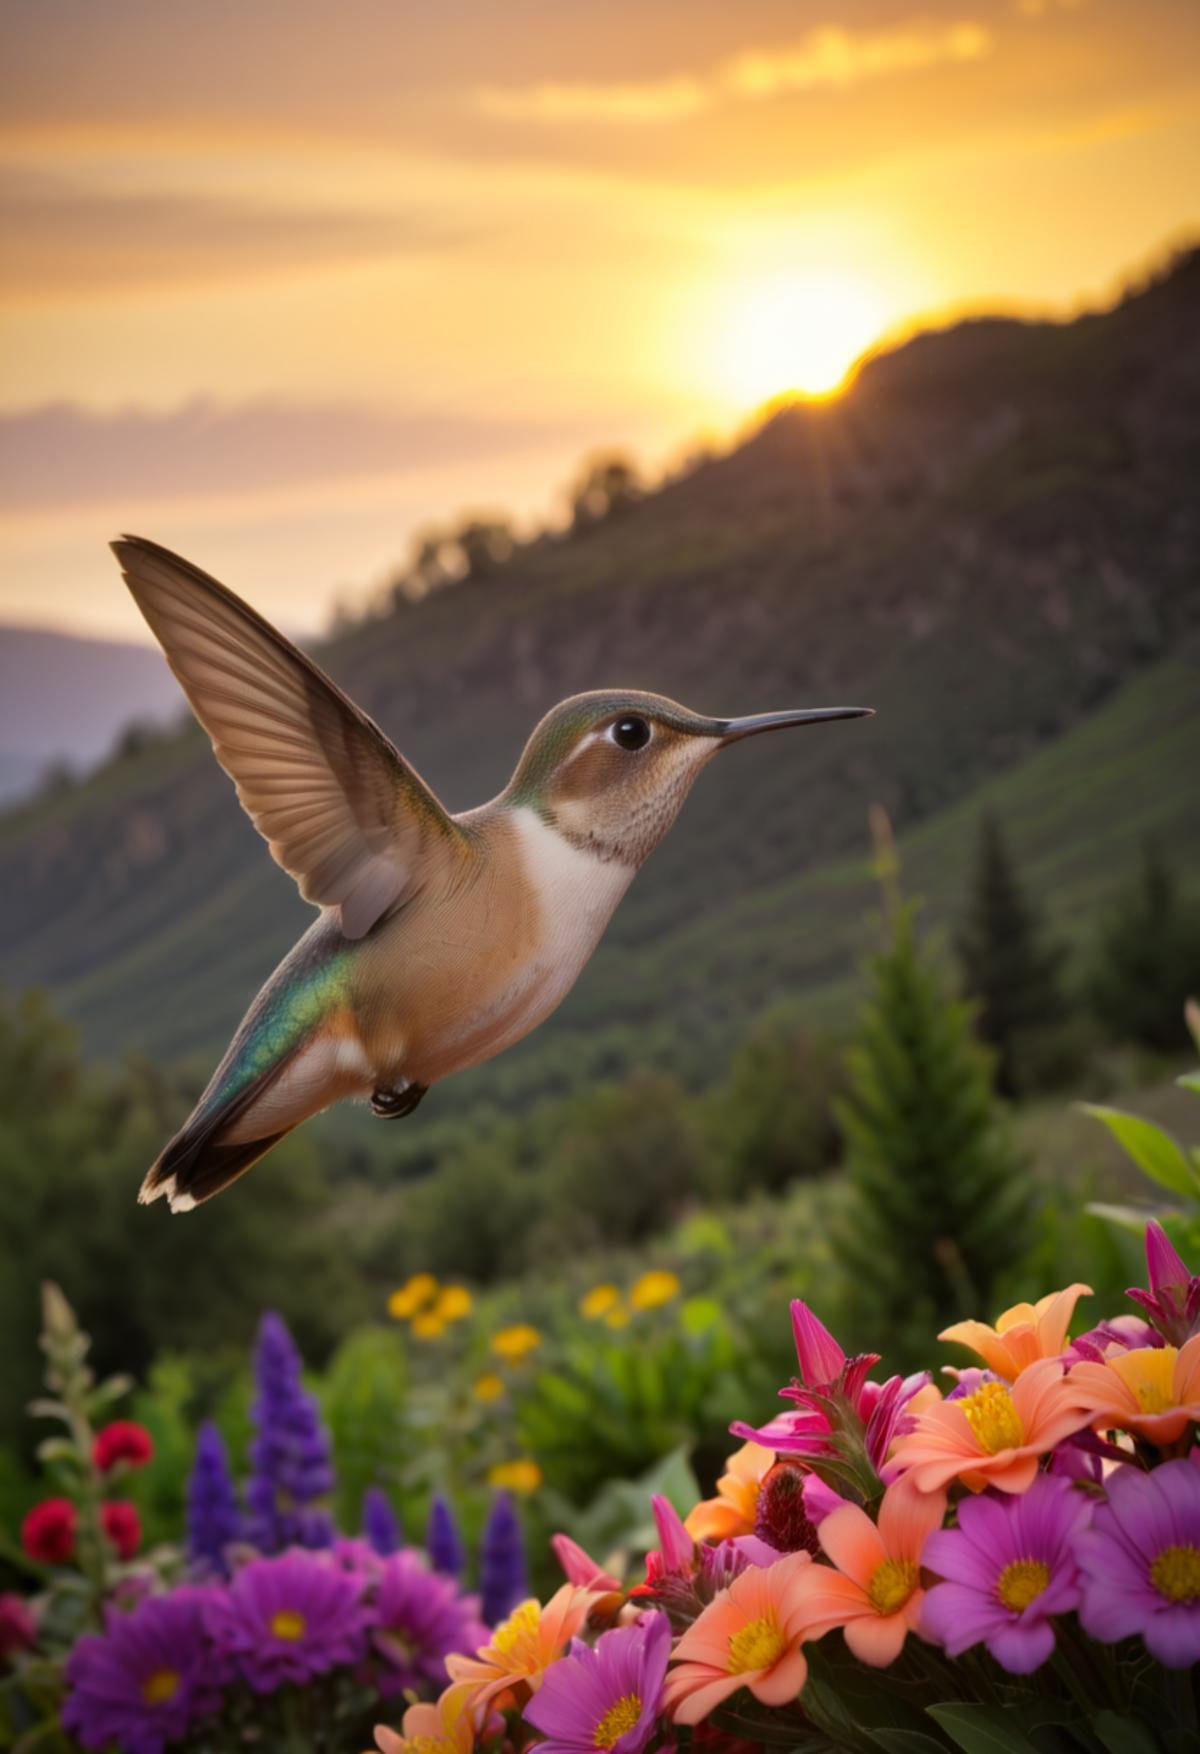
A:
0;623;183;803
2;250;1197;1134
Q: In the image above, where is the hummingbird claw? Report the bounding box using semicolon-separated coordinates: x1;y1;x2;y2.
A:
370;1081;429;1119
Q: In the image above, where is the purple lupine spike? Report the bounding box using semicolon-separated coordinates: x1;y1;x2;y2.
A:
480;1493;528;1625
363;1487;402;1557
425;1494;465;1578
186;1421;241;1575
246;1312;335;1552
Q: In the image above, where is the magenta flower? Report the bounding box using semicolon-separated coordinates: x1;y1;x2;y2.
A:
524;1612;670;1753
203;1551;369;1692
1076;1456;1200;1668
1126;1222;1200;1347
368;1550;489;1698
62;1589;226;1754
921;1476;1090;1674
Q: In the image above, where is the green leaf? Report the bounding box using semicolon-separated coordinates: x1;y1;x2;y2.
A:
1085;1201;1163;1237
1091;1714;1162;1754
1078;1104;1200;1196
1175;1071;1200;1094
872;1731;950;1754
926;1703;1039;1754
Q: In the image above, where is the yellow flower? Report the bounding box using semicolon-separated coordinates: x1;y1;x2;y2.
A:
488;1458;543;1495
387;1273;439;1320
473;1373;505;1403
411;1310;447;1340
629;1270;681;1312
604;1303;631;1329
491;1323;541;1363
434;1284;473;1323
579;1283;620;1319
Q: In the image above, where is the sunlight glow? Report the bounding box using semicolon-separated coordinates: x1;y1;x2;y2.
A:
719;270;887;403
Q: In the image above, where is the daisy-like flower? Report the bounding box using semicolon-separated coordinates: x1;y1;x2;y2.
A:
488;1458;543;1495
388;1274;438;1320
524;1612;671;1753
921;1475;1090;1673
1076;1456;1200;1668
939;1284;1092;1380
1068;1335;1200;1446
890;1358;1094;1495
663;1550;813;1723
62;1589;226;1754
686;1442;775;1543
629;1271;681;1312
203;1551;369;1692
443;1583;593;1714
369;1550;489;1698
491;1323;541;1363
373;1686;477;1753
794;1480;946;1667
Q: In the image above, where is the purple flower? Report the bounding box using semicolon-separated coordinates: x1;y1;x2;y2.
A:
425;1493;465;1577
246;1312;335;1552
203;1551;369;1692
363;1486;402;1557
1076;1456;1200;1668
1067;1313;1161;1363
187;1421;241;1575
368;1550;489;1697
524;1612;670;1753
480;1493;528;1626
922;1476;1090;1674
1126;1222;1200;1347
62;1589;225;1754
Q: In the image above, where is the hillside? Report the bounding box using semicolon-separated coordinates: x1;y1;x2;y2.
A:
0;624;184;802
2;251;1198;1130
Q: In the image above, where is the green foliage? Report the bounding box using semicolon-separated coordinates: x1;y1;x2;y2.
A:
1086;841;1200;1051
955;813;1071;1096
836;903;1032;1363
319;1326;409;1532
700;1011;844;1198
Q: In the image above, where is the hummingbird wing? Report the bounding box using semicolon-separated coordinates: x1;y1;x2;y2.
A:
112;534;467;939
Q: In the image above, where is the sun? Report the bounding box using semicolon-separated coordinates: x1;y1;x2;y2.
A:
721;269;885;406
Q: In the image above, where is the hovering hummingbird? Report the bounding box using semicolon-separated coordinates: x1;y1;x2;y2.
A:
111;536;872;1211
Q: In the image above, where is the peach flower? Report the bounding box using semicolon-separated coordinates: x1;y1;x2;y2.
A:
939;1284;1092;1380
890;1358;1094;1495
685;1442;775;1542
794;1480;947;1666
1068;1335;1200;1445
443;1584;593;1715
664;1551;813;1723
372;1687;474;1753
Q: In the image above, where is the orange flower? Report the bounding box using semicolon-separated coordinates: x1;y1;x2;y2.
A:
664;1551;813;1723
372;1686;475;1753
939;1284;1092;1380
890;1358;1094;1495
443;1584;592;1715
685;1442;775;1543
1068;1335;1200;1445
793;1481;946;1667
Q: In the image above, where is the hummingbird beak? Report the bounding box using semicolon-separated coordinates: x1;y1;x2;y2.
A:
716;706;875;745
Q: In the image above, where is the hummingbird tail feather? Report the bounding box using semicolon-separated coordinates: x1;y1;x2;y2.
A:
138;1054;299;1212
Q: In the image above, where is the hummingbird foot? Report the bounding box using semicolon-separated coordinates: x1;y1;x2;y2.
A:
370;1080;429;1119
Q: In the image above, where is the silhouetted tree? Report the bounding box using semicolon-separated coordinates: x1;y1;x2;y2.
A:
569;453;642;531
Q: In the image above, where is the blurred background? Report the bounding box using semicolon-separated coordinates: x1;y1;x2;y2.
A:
1;0;1198;1568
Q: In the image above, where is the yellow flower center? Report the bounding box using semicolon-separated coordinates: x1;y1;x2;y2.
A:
997;1558;1051;1611
594;1694;643;1747
959;1381;1025;1454
491;1598;540;1658
269;1609;307;1641
1150;1543;1200;1604
141;1668;180;1706
728;1614;786;1674
1111;1346;1179;1414
868;1557;919;1615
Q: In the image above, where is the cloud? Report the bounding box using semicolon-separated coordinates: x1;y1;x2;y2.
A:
0;399;585;514
473;17;994;127
0;166;477;300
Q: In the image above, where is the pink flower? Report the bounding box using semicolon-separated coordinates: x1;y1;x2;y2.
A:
21;1498;77;1565
550;1534;622;1594
101;1502;142;1561
1126;1222;1200;1347
890;1359;1095;1495
664;1551;813;1723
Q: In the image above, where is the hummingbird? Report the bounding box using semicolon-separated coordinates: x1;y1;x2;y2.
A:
111;535;872;1211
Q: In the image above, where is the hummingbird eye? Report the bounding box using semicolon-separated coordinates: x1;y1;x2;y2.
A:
609;715;652;752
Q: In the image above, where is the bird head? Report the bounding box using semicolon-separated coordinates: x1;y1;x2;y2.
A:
503;689;873;864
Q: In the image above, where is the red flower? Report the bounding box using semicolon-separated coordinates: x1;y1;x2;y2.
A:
21;1498;77;1565
0;1592;38;1656
101;1501;141;1561
93;1421;154;1472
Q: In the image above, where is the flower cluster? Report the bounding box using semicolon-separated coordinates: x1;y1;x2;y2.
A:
579;1270;682;1329
389;1272;474;1339
373;1221;1199;1753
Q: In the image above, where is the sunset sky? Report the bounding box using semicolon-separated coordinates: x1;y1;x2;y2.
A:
1;0;1197;639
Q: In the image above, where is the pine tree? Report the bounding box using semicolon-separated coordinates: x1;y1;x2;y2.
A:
1087;841;1200;1051
836;900;1032;1364
956;812;1066;1096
